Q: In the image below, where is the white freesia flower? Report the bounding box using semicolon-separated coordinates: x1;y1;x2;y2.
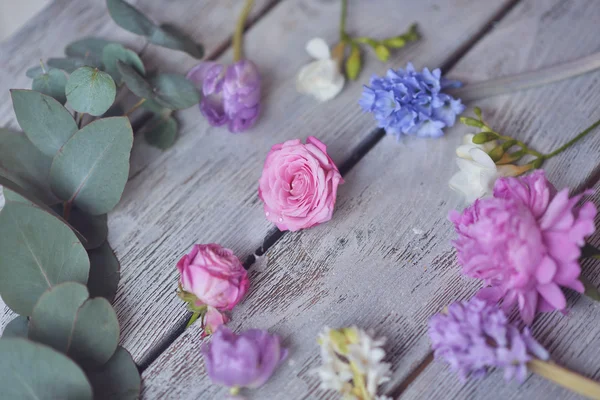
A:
296;38;345;102
449;134;524;203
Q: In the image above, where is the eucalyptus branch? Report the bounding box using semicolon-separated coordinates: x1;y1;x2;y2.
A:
124;98;146;117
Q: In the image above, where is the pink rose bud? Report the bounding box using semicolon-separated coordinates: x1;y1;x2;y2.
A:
203;306;229;337
177;244;249;330
258;136;344;232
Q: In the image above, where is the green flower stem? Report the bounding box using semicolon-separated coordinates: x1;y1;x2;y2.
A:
39;59;47;74
233;0;255;62
542;117;600;160
340;0;348;40
528;358;600;399
491;131;545;159
124;98;146;117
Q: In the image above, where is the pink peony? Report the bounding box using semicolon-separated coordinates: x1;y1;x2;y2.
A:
177;243;249;329
449;170;597;324
258;136;343;232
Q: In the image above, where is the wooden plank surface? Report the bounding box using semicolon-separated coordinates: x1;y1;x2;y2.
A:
0;0;278;340
140;0;600;398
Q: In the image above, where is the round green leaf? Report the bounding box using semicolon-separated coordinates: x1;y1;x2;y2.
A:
10;89;78;158
88;346;141;399
66;67;116;116
3;316;29;338
52;204;108;249
106;0;157;36
26;65;45;78
29;282;119;369
102;43;145;85
149;24;204;59
0;338;92;400
117;60;154;99
145;116;177;149
88;242;120;302
47;57;95;73
65;37;113;65
32;68;68;104
49;117;133;215
151;73;200;110
0;129;58;204
0;202;89;315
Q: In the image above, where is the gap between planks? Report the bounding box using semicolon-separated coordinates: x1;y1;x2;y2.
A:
136;0;523;375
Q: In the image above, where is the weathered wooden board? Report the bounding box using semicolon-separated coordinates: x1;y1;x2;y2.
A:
0;0;278;335
106;0;519;371
140;0;600;398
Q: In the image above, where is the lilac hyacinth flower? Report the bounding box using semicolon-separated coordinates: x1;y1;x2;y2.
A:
428;297;549;383
359;63;464;138
187;60;261;133
202;326;288;390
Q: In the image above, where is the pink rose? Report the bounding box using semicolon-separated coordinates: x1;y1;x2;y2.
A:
258;136;344;232
203;306;229;337
177;244;249;311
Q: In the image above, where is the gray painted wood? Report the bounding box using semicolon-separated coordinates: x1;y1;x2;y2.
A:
140;0;600;398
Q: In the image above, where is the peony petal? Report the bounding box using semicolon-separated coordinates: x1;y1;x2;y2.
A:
535;256;557;285
537;283;566;311
305;37;331;60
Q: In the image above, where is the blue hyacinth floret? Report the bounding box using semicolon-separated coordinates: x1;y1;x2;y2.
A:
359;63;465;139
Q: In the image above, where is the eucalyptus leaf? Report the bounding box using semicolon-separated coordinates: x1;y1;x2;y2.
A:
48;57;95;73
88;242;120;302
0;338;93;400
102;43;145;85
88;346;141;400
0;129;58;204
106;0;156;36
52;204;107;249
29;282;119;369
0;201;89;316
2;316;29;338
149;24;204;59
151;73;200;110
26;65;45;78
49;117;133;215
145;115;177;149
117;60;154;99
65;37;113;65
10;89;78;158
66;67;117;116
32;68;68;104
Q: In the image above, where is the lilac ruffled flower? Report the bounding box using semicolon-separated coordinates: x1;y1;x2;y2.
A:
187;60;261;133
429;298;549;383
359;63;464;138
202;326;288;391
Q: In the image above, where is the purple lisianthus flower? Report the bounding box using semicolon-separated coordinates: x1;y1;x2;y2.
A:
359;63;464;139
428;297;549;383
202;326;288;390
187;60;261;133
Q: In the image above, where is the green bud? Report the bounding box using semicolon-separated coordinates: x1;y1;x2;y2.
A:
342;327;359;344
331;41;346;65
329;329;348;354
375;45;391;62
472;131;497;144
488;146;504;162
345;45;361;80
473;107;483;119
383;37;406;49
501;139;518;150
531;157;544;169
354;37;378;47
460;117;484;128
404;23;420;41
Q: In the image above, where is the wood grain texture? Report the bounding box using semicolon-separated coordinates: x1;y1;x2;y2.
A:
110;0;518;371
0;0;277;333
140;0;600;398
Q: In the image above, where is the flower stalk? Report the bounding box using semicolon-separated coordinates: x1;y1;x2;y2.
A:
528;359;600;399
233;0;255;62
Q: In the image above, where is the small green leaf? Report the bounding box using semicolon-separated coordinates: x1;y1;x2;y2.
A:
87;242;120;302
50;117;133;215
149;24;204;59
117;60;154;99
345;44;361;80
10;89;78;157
2;317;29;338
52;204;107;249
374;44;391;62
145;115;177;149
0;338;93;400
65;37;113;65
102;43;145;85
87;346;141;400
66;67;117;116
26;65;45;78
47;57;98;73
460;116;485;128
0;129;58;204
151;73;200;110
106;0;157;36
32;68;68;104
0;201;89;315
29;282;119;369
